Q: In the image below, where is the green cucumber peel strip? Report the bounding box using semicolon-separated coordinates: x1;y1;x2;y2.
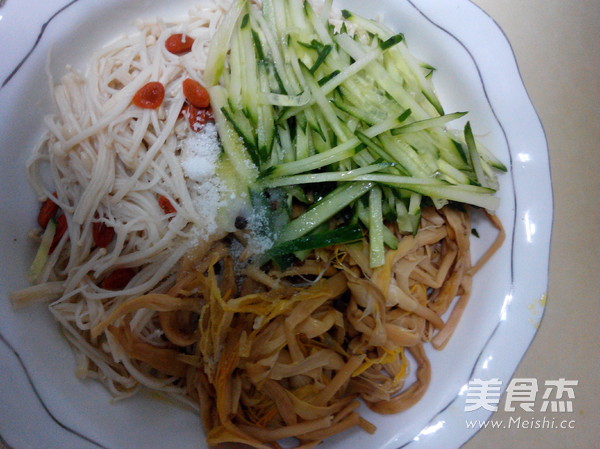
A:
464;121;489;188
268;223;363;257
318;70;340;87
278;181;375;242
379;33;405;50
241;13;250;29
251;29;265;61
391;111;467;135
309;44;333;73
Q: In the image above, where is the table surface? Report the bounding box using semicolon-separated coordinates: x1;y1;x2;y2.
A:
0;1;598;449
465;1;599;448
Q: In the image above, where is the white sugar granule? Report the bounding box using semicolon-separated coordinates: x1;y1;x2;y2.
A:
181;124;227;241
191;176;225;239
181;123;276;253
182;123;220;182
246;205;274;256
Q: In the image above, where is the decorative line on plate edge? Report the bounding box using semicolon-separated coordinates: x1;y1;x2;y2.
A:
0;1;106;447
396;1;525;448
0;332;107;449
1;0;82;89
0;432;16;449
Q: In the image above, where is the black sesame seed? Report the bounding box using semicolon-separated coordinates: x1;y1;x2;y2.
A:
235;215;248;230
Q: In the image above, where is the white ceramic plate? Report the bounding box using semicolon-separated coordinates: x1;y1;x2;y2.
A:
0;1;551;448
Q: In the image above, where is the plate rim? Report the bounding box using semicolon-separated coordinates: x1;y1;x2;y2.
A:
0;0;552;448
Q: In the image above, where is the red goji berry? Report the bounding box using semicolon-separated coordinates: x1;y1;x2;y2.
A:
101;268;136;290
182;78;210;108
157;195;177;215
133;81;165;109
182;103;214;131
93;220;115;248
165;34;195;55
49;214;67;254
37;193;58;229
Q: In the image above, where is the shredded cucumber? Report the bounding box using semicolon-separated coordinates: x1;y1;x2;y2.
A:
268;223;362;258
204;0;246;87
204;0;505;266
278;182;375;243
368;187;385;267
28;220;56;283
